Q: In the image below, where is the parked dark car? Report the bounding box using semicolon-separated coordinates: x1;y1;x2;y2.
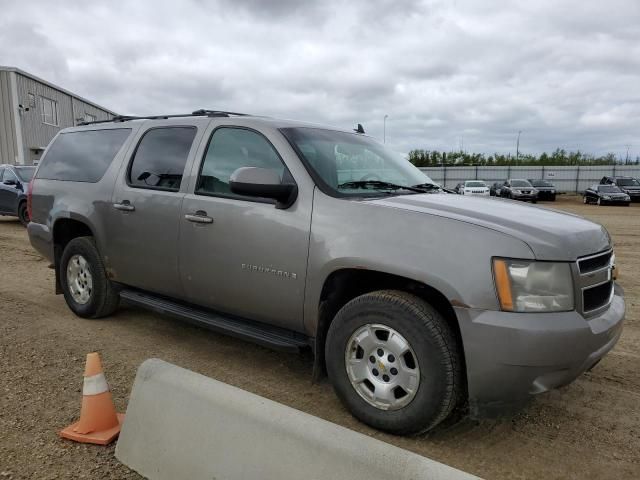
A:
500;179;538;203
528;179;557;201
489;182;502;196
584;184;630;206
0;164;35;226
600;176;640;202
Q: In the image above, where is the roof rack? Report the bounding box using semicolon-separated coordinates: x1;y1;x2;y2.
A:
78;109;251;126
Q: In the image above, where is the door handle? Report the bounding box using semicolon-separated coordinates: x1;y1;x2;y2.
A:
113;201;135;212
185;210;213;224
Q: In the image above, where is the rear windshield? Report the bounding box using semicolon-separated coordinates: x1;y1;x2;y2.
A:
37;129;131;182
15;166;36;182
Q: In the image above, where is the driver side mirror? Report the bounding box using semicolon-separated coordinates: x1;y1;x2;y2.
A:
3;179;18;187
229;167;297;209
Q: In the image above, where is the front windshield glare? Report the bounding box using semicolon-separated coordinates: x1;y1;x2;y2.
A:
280;127;435;196
466;181;486;187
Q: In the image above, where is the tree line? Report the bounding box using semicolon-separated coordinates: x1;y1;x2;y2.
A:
407;149;640;167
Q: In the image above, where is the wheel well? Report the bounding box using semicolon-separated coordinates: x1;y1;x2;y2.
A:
314;269;467;392
52;219;93;293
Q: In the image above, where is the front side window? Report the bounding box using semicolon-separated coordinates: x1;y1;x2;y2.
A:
280;127;434;197
128;127;197;191
41;97;58;125
196;127;287;198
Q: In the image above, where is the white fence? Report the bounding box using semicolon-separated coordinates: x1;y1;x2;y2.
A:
419;165;640;193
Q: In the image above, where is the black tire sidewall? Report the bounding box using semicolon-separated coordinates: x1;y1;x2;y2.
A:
18;202;29;226
325;291;459;435
60;237;110;318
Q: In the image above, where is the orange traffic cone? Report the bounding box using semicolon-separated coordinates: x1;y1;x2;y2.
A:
59;352;125;445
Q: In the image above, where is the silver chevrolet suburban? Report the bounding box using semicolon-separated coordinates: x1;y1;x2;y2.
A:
27;110;625;435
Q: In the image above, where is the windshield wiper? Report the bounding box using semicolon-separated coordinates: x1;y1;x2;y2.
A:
337;180;429;193
411;183;442;191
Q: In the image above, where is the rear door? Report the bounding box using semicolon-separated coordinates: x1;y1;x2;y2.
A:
106;125;202;298
178;125;312;331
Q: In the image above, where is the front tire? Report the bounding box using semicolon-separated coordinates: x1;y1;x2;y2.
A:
325;290;462;435
17;201;29;227
60;237;120;318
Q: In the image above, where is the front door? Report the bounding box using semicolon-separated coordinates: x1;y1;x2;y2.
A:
179;126;311;331
0;168;21;214
106;125;200;298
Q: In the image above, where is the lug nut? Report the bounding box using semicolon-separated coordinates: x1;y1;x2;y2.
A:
388;354;395;362
377;348;384;357
369;356;375;363
382;375;390;382
390;368;398;375
372;369;379;376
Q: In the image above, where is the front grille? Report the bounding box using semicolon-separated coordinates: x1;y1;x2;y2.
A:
578;251;612;274
583;282;613;312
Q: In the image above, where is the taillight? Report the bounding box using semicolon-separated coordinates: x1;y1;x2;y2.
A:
27;178;34;220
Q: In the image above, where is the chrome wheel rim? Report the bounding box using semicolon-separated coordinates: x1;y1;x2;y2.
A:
66;254;93;305
345;324;420;411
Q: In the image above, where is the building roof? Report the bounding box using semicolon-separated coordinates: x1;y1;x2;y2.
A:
0;66;117;116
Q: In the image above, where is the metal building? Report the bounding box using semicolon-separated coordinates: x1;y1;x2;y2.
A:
0;66;117;165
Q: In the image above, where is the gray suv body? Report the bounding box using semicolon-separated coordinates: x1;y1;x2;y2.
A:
27;112;625;434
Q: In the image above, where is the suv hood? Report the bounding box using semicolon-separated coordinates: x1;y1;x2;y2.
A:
372;194;610;261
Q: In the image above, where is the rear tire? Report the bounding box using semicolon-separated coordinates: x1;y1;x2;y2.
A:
60;237;120;319
18;201;29;227
325;290;462;435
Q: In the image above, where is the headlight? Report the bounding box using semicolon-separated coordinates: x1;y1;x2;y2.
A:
550;190;555;194
603;195;611;200
624;195;630;200
493;258;574;312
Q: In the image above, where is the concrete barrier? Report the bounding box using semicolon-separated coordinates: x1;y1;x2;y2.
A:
116;359;479;480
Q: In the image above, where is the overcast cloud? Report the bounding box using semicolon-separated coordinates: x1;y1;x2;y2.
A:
1;0;639;157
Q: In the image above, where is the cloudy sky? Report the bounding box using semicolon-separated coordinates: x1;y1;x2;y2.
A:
1;0;639;158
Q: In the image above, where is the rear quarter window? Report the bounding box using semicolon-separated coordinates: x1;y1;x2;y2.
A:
36;129;131;182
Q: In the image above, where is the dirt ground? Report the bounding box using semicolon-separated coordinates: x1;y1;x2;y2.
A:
0;196;638;479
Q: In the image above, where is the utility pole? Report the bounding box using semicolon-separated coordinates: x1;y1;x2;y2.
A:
625;144;631;164
516;130;522;164
383;114;388;143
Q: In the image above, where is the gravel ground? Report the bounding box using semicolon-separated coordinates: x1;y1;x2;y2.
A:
0;196;638;479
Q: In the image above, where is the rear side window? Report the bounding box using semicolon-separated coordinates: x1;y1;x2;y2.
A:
128;127;196;191
37;129;131;182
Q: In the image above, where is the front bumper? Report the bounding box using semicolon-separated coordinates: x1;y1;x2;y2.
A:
455;283;625;418
510;193;537;201
27;221;54;263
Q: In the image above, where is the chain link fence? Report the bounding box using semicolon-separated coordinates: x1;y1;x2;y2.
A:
418;165;640;193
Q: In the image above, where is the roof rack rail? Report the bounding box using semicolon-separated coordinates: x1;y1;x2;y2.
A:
78;109;251;126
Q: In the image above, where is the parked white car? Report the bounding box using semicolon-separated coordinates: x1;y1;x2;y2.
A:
461;180;490;196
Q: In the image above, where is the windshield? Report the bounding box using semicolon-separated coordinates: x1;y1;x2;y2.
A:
15;166;36;182
511;180;532;187
617;178;640;187
598;185;622;193
280;127;435;196
531;180;552;187
465;181;486;187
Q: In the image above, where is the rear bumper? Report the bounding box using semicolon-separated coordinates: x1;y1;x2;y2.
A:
455;283;625;417
27;221;54;263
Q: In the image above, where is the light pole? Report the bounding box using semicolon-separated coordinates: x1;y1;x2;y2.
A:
516;130;522;164
383;114;388;143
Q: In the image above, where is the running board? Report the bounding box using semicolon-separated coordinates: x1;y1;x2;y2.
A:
119;289;310;353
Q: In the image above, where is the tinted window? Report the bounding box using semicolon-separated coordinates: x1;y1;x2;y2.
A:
598;185;621;193
15;167;35;182
617;178;640;186
0;168;4;181
196;128;286;197
511;180;532;187
128;127;196;191
37;129;131;182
